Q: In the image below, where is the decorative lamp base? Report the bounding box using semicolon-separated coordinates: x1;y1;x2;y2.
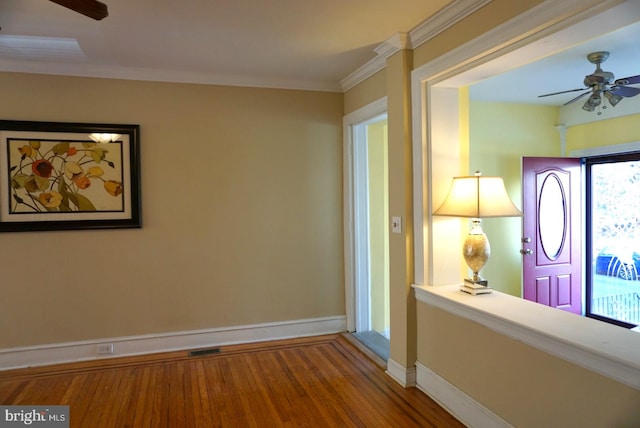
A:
460;278;492;295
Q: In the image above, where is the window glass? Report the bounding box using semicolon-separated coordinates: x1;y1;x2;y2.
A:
587;155;640;327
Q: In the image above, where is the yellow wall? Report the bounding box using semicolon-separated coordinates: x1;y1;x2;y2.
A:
469;101;560;295
567;113;640;152
344;69;387;116
0;72;344;348
469;103;640;296
386;49;416;367
418;304;640;427
367;120;390;335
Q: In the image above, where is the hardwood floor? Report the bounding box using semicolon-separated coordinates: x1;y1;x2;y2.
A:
0;334;463;427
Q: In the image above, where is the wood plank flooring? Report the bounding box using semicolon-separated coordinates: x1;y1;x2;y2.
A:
0;334;463;427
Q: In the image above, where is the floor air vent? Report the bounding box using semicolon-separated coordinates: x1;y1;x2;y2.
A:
188;347;221;357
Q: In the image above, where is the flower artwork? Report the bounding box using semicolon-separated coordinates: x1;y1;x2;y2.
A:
8;139;124;214
0;121;140;232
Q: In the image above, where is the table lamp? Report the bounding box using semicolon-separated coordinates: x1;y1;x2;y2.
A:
433;171;522;295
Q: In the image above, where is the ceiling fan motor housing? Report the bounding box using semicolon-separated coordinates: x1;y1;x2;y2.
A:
584;51;614;87
584;74;612;88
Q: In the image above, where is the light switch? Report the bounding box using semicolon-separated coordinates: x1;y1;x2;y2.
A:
391;216;402;234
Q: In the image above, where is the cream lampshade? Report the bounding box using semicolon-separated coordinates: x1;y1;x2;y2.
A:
433;171;522;295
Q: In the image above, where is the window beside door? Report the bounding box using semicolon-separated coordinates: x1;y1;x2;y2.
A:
586;153;640;328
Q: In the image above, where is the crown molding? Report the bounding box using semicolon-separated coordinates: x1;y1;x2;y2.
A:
374;32;412;59
338;54;388;93
0;59;344;93
410;0;492;47
340;0;493;91
412;0;626;88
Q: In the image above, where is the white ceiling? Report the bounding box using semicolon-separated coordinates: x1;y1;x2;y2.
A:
0;0;451;92
0;0;638;105
468;4;640;106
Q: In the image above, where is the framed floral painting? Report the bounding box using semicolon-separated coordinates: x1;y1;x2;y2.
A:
0;120;141;232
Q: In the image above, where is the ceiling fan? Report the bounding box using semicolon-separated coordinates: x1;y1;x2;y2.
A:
538;51;640;113
49;0;108;21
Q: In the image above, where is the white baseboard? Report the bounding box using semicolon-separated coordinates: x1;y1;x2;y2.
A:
416;362;513;428
0;316;347;371
385;358;416;387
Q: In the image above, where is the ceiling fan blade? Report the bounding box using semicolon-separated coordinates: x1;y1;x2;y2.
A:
614;75;640;86
538;88;587;98
49;0;108;20
611;85;640;97
563;90;591;105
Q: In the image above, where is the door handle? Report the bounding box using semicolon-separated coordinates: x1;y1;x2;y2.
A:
520;248;533;255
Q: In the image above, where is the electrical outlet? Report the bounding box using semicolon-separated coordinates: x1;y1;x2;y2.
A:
97;343;114;355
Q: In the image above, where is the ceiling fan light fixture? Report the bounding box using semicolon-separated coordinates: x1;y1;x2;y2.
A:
582;93;602;112
582;102;595;112
603;91;622;107
582;94;598;112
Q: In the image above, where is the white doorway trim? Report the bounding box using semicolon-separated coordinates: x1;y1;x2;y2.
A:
343;97;388;332
411;0;631;287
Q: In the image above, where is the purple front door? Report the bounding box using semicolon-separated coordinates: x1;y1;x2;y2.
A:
522;157;582;314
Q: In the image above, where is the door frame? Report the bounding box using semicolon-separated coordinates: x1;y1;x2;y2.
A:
343;97;387;332
573;141;640;326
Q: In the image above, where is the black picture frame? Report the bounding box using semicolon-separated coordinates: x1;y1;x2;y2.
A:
0;120;141;232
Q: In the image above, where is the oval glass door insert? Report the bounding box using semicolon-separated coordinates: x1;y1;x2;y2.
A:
538;173;566;260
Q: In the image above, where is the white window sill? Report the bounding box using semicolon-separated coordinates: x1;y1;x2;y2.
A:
413;284;640;391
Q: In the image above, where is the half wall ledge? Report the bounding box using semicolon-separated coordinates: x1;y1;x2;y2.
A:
413;284;640;391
